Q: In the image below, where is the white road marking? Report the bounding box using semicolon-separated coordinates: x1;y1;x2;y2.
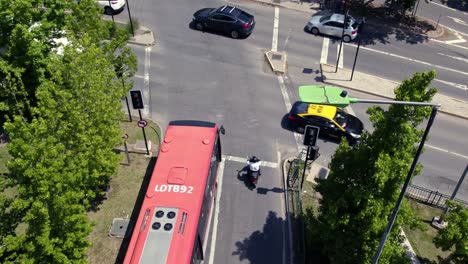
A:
439;23;468;38
134;74;145;79
437;53;468;63
446;16;468;27
434;78;468;91
272;7;279;52
426;144;468;160
320;37;329;64
431;38;468;50
345;44;468;76
445;38;467;43
277;75;302;150
208;157;226;264
223;155;279;168
431;2;468;15
337;44;344;68
143;46;151;118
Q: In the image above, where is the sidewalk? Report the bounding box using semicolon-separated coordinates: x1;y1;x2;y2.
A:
320;63;468;120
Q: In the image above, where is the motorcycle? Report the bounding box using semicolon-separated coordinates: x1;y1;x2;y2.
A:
247;156;261;188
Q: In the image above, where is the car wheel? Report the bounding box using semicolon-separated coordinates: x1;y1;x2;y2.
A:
311;27;319;35
104;7;113;15
230;30;240;39
343;35;351;43
195;22;204;31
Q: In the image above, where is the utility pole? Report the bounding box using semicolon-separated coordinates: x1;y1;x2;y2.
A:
126;0;135;37
444;163;468;214
350;18;365;81
372;106;439;264
335;1;348;73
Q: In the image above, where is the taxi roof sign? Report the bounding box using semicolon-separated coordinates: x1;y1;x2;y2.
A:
306;104;336;120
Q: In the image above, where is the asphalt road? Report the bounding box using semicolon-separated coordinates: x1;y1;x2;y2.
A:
416;0;468;43
112;0;467;263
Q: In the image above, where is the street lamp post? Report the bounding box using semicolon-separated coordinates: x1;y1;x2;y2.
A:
372;106;438;264
298;85;441;263
335;7;349;73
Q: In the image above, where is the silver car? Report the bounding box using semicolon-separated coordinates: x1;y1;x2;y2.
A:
306;13;359;42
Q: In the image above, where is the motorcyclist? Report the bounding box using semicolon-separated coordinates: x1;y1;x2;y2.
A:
247;156;261;174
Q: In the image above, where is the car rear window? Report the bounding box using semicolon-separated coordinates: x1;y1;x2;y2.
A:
291;102;309;115
233;10;253;23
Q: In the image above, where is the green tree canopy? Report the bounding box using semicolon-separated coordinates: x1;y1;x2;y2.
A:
313;71;437;263
434;201;468;264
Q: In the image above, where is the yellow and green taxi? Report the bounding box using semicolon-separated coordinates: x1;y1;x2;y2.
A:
288;101;364;144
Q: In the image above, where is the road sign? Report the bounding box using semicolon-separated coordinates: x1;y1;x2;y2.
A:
303;125;320;146
137;120;148;128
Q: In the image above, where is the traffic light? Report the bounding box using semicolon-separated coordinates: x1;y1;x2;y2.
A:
303;125;320;146
130;90;144;109
308;146;320;160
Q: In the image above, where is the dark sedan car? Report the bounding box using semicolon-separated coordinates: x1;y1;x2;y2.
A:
288;101;364;144
192;5;255;39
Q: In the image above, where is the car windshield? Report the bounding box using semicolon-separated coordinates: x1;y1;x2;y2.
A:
333;110;349;128
319;15;331;22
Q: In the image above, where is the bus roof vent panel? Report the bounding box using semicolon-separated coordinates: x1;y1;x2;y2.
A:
140;207;179;264
167;167;187;185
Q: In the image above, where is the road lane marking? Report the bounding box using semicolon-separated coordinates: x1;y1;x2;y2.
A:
277;75;302;150
208;156;226;264
432;2;468;15
439;23;468;38
434;78;468;91
437;52;468;63
272;7;279;52
446;16;468;27
143;46;151;118
445;38;467;43
337;44;344;68
223;155;279;168
320;37;329;64
431;38;468;51
426;144;468;160
134;74;145;79
345;43;468;76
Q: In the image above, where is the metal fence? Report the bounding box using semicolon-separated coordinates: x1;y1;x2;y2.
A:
286;148;308;264
406;184;468;209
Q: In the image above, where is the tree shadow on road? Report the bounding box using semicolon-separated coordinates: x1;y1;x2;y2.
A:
232;211;286;263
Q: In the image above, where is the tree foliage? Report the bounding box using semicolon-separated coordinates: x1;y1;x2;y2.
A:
433;201;468;264
312;71;437;264
0;0;137;262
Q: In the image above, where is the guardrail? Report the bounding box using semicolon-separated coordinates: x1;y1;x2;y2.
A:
406;184;468;209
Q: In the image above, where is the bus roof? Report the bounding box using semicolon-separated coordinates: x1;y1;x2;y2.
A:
124;121;218;264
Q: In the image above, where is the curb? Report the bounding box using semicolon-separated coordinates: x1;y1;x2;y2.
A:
127;25;156;47
245;0;318;14
282;156;297;264
320;63;468;121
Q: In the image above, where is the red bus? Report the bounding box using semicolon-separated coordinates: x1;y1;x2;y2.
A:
123;120;223;264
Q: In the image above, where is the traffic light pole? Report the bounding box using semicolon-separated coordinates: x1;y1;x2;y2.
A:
300;146;311;190
372;106;438;264
138;110;150;155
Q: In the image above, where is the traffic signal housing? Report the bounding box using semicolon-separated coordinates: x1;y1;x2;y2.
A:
130;90;144;109
303;125;320;146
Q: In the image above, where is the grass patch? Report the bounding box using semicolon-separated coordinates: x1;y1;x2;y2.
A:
86;118;161;264
403;199;452;264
